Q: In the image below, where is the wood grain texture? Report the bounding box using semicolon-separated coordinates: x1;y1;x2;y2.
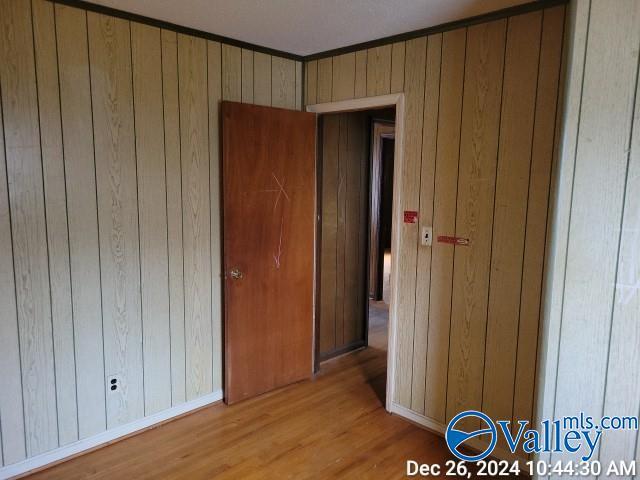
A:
366;45;391;96
271;56;295;108
178;33;213;400
553;0;640;463
317;57;332;103
253;52;271;106
335;114;348;348
208;40;223;393
0;0;58;456
55;3;106;439
305;60;317;105
599;46;640;467
482;11;541;427
241;49;254;103
512;5;564;430
536;3;588;457
295;61;302;110
31;0;78;447
0;0;304;468
161;29;186;406
23;321;457;480
0;55;27;465
393;37;427;408
390;42;406;94
131;22;171;415
221;44;241;102
222;102;315;404
446;19;506;424
342;113;366;345
331;53;355;101
319;115;339;353
88;12;144;428
424;27;465;422
411;34;441;414
319;112;370;358
354;50;367;99
355;119;368;345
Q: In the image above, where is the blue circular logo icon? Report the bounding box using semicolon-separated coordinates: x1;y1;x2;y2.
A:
445;410;497;462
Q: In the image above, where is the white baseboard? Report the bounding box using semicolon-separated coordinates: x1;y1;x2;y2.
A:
389;402;527;464
0;390;223;480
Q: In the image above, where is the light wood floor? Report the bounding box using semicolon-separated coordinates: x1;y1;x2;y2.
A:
24;303;456;479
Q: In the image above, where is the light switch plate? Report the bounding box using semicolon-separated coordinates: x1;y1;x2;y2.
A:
422;226;433;246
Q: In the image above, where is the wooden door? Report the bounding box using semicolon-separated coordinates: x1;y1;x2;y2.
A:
222;101;316;404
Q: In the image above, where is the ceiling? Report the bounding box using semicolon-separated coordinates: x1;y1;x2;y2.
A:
87;0;532;57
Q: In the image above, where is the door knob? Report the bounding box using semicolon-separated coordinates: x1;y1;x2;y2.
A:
229;268;243;280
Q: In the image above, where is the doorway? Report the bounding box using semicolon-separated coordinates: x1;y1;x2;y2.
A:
309;94;403;411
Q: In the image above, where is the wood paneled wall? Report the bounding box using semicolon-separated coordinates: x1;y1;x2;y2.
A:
0;0;301;466
538;0;640;467
318;112;369;359
307;5;566;431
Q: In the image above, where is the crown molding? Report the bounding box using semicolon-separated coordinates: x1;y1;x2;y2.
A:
48;0;567;63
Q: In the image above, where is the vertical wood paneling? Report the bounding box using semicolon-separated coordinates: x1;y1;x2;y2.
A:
512;6;564;429
131;22;171;415
208;40;223;392
482;11;541;427
0;1;302;467
331;53;355;101
254;52;271;106
599;57;640;468
305;59;317;105
221;44;241;102
55;3;106;439
553;0;640;461
343;113;365;344
88;12;144;427
0;0;566;467
241;49;254;103
355;117;368;344
271;56;295;108
335;114;348;347
354;50;367;99
536;4;588;462
317;57;332;103
319;112;370;358
320;115;340;353
0;59;27;465
161;29;186;406
366;45;391;96
0;0;58;456
446;20;506;423
31;0;78;446
411;34;441;414
393;37;427;408
295;61;302;110
539;0;640;467
390;42;406;93
424;27;465;422
178;33;213;400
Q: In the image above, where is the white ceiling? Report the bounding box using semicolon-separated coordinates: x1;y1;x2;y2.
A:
88;0;532;56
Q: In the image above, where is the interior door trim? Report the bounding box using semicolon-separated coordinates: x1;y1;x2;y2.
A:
307;93;405;413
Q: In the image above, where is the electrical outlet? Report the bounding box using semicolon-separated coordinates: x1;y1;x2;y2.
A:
107;374;120;393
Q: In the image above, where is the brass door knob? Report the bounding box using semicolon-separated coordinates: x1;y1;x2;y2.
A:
230;268;243;280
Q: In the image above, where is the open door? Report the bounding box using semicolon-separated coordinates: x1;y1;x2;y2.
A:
222;101;316;404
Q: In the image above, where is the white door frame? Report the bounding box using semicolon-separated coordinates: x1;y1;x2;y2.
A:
307;93;405;412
